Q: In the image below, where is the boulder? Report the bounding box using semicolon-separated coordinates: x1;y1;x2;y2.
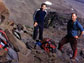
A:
0;0;9;23
5;29;31;55
5;29;19;51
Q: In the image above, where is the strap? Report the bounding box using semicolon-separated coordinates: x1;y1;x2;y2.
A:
0;30;8;41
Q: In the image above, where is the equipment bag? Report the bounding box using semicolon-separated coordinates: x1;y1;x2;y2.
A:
35;38;57;53
0;29;10;57
41;38;57;53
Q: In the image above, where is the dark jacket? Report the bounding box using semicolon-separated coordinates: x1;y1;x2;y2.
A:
34;8;47;25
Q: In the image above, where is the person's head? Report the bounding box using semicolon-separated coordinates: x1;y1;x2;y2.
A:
41;3;47;10
71;13;77;22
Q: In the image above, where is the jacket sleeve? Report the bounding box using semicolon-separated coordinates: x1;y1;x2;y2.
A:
34;11;38;22
67;20;70;31
77;21;84;32
33;9;40;22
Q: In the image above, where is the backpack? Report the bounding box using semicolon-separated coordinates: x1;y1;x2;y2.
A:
0;30;9;42
35;38;57;53
0;30;19;63
0;38;8;57
0;30;9;56
41;38;57;53
0;30;14;55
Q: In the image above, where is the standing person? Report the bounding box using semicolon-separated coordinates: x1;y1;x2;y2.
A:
33;3;47;40
58;13;84;59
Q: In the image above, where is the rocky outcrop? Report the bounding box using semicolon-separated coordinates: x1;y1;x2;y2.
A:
0;0;9;23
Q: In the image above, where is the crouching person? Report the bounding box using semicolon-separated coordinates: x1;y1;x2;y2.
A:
58;13;84;59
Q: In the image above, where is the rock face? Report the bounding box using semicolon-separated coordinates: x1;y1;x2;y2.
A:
2;0;84;27
0;0;9;23
2;0;44;27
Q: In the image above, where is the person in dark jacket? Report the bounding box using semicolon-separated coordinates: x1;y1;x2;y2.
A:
33;3;47;40
58;13;84;59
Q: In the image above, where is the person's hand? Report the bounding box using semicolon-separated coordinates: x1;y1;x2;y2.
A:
74;36;78;39
34;22;38;27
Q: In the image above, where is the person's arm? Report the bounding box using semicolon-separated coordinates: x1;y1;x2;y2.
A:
34;10;39;27
78;31;84;37
67;20;71;33
74;31;84;39
75;22;84;38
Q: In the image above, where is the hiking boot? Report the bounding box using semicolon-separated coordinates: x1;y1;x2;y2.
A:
58;48;64;53
70;56;75;60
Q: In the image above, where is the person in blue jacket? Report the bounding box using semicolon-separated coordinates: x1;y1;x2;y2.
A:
33;3;47;40
58;13;84;59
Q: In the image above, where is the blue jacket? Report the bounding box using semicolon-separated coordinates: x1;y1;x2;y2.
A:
34;8;47;25
67;20;84;37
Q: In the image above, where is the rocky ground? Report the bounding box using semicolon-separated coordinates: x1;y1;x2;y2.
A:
0;0;84;63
